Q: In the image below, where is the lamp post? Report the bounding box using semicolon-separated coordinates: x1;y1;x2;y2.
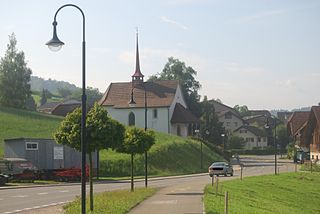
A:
46;4;87;213
221;133;225;151
265;116;277;175
129;84;148;187
194;129;202;169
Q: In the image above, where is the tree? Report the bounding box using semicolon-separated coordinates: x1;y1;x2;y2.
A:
227;135;245;150
119;127;155;192
71;87;102;107
277;124;292;155
57;87;72;98
54;103;125;211
0;33;32;108
200;96;225;146
148;57;202;116
25;96;37;111
40;89;47;106
233;105;251;117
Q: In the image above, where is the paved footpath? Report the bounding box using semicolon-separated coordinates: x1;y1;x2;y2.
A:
129;177;206;214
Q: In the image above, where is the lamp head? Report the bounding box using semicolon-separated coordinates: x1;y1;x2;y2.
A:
46;21;64;52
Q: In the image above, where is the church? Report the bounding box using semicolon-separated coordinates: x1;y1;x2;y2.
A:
98;34;199;137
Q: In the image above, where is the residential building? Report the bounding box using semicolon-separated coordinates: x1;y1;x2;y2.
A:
304;106;320;162
287;111;309;149
234;125;268;150
38;100;81;117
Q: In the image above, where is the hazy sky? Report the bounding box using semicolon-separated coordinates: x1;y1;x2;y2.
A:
0;0;319;110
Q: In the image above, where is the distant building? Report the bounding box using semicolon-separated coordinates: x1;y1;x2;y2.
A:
234;125;268;150
304;106;320;162
277;111;293;124
38;100;81;117
99;34;199;137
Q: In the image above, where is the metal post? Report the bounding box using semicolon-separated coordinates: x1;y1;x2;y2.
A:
212;175;214;186
295;163;297;172
225;191;229;214
215;177;219;196
144;84;148;188
274;118;277;175
200;141;203;170
240;165;243;180
131;154;134;192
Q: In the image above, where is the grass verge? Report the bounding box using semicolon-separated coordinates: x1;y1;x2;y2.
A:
204;172;320;214
64;187;157;214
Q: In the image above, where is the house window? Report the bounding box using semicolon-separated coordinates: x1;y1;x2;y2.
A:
128;112;135;126
153;109;158;119
226;122;230;126
257;137;261;142
234;122;238;127
240;130;247;134
26;142;38;150
177;125;181;136
246;138;254;142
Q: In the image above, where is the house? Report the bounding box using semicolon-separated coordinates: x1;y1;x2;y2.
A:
304;106;320;162
99;34;199;137
287;111;310;149
4;138;97;170
234;125;268;150
38;100;81;117
277;111;293;124
243;114;270;128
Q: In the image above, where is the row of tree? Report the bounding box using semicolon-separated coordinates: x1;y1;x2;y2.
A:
54;103;155;210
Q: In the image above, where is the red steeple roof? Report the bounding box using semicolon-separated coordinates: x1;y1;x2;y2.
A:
132;31;144;78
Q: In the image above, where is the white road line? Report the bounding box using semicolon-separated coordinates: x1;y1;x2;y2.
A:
11;195;27;198
59;190;69;193
37;192;48;195
151;200;178;204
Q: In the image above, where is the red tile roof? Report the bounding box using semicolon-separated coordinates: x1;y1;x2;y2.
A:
99;80;179;108
287;111;310;136
171;103;200;123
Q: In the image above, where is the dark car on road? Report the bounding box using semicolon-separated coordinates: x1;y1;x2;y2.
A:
208;162;233;177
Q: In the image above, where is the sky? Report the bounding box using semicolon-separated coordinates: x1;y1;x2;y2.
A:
0;0;319;111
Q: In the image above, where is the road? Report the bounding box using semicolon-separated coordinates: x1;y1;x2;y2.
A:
0;155;295;214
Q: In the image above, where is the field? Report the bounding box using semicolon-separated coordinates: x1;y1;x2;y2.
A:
204;172;320;214
0;106;62;157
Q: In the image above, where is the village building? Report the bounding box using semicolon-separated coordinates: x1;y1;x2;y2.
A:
234;125;268;150
304;106;320;162
99;34;199;137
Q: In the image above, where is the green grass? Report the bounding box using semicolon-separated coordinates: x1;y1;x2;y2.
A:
204;172;320;214
64;187;157;214
0;106;62;157
99;132;224;177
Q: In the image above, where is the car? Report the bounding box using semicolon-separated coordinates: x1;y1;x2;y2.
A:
208;162;233;177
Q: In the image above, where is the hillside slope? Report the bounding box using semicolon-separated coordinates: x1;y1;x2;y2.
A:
0;106;62;157
99;132;224;176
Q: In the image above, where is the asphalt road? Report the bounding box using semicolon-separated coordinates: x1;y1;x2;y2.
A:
0;155;295;214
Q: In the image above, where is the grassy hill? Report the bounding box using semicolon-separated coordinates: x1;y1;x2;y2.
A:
99;132;224;176
0;106;224;175
0;106;62;157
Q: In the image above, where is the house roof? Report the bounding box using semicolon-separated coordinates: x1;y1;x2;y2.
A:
51;102;81;117
287;111;310;136
171;103;200;124
38;102;60;112
303;106;320;144
249;110;271;117
99;80;179;108
218;110;244;121
234;125;267;137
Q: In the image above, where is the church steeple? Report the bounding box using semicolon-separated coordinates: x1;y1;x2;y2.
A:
131;30;144;85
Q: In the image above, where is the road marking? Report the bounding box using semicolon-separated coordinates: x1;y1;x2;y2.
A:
2;201;70;214
0;198;3;200
151;200;178;205
11;195;27;198
59;190;69;193
37;192;48;195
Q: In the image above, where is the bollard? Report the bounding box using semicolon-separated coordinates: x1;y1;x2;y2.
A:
212;175;214;187
225;191;228;214
240;166;243;180
215;177;219;196
311;161;313;173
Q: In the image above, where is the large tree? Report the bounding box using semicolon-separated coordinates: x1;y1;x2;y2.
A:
0;33;32;108
148;57;201;116
200;96;225;146
54;103;125;211
70;87;102;107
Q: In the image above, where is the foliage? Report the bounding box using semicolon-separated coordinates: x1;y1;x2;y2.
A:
25;96;37;111
233;104;251;117
148;57;201;116
40;89;47;106
120;127;155;155
300;162;320;172
0;33;32;109
64;188;157;214
204;172;320;214
30;76;78;95
57;87;72;98
0;106;62;157
200;96;225;146
70;87;103;106
227;135;245;149
277;124;292;153
54;103;125;153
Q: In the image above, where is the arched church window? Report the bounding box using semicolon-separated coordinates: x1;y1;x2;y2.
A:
128;112;135;126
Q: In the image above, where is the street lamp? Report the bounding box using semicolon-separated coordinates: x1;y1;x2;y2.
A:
129;84;148;187
194;129;202;169
265;116;277;175
46;4;87;214
221;133;225;151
